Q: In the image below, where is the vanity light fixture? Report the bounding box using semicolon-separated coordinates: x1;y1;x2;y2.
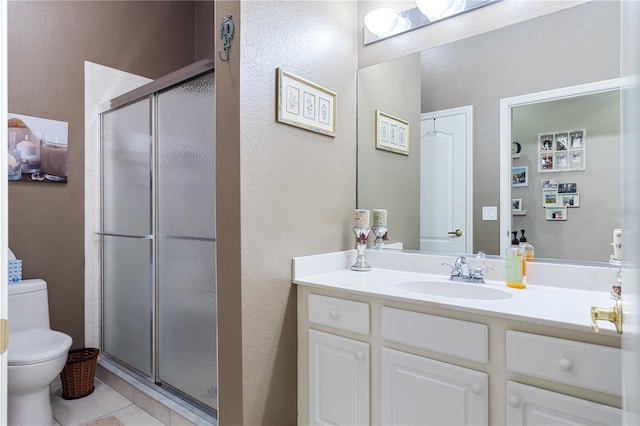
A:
363;0;499;45
416;0;467;21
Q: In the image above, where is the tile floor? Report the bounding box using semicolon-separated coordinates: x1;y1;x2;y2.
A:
51;377;165;426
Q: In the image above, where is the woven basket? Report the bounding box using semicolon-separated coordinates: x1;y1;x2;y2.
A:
60;348;99;400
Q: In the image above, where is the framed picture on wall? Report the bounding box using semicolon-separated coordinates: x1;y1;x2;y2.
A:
512;166;528;187
545;206;567;221
538;129;586;172
512;198;522;211
542;190;559;207
375;110;410;155
562;193;580;207
276;68;337;137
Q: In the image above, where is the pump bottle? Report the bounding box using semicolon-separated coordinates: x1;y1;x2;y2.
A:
505;231;525;289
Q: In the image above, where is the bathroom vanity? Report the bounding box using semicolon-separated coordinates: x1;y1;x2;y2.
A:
293;250;623;425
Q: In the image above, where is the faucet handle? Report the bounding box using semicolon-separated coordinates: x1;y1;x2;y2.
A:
442;262;461;277
472;266;494;280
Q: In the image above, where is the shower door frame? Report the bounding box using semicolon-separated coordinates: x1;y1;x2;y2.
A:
99;57;216;413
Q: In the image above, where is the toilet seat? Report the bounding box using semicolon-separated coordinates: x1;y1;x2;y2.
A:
8;329;72;366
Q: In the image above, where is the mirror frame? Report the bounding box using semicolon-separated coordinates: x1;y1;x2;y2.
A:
499;78;623;255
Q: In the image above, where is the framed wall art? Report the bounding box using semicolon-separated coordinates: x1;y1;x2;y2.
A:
512;166;528;187
538;129;586;172
276;68;336;137
375;110;410;155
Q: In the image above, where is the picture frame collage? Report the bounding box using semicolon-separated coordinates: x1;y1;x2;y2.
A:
541;179;580;221
538;129;586;172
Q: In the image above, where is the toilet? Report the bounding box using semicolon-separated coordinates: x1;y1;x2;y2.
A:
8;279;73;426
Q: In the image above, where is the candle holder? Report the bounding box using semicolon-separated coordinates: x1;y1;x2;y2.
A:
371;226;388;249
351;226;372;271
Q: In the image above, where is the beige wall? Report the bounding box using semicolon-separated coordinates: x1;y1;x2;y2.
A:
237;2;357;423
7;0;206;346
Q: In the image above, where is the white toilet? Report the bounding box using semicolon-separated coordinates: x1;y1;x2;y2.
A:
8;279;73;426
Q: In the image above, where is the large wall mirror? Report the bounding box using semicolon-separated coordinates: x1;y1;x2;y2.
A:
357;1;621;263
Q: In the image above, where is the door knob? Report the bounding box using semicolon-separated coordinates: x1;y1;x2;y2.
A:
448;229;463;237
591;298;622;334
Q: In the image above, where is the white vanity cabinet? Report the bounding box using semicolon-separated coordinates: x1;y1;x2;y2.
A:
506;331;622;425
381;307;489;426
296;283;621;425
308;330;370;426
305;294;371;425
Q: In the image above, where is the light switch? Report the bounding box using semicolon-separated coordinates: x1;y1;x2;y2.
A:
482;206;498;221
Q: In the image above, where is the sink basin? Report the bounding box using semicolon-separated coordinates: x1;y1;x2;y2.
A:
396;280;513;300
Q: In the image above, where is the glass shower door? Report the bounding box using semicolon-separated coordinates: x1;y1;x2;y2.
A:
101;98;153;377
156;72;217;410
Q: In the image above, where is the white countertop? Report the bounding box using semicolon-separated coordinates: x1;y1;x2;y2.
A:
293;250;622;335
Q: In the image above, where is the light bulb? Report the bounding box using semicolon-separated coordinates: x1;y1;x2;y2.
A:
364;8;402;37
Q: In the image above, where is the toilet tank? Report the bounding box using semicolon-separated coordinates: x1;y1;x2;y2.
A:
8;279;51;332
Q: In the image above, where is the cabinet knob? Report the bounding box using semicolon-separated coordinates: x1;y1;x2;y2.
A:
558;358;573;372
508;395;521;408
356;352;364;360
329;309;339;319
471;384;482;395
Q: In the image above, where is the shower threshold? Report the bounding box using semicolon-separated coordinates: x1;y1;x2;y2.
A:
97;356;217;426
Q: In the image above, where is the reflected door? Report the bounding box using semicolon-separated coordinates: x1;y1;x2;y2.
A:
419;106;472;253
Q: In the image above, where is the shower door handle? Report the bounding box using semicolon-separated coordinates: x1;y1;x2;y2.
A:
96;232;153;239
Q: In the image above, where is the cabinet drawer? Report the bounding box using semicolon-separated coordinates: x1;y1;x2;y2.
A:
506;381;621;425
382;307;488;363
506;331;621;395
308;294;370;335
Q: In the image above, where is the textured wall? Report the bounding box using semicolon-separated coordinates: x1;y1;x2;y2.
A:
238;1;358;424
7;1;199;347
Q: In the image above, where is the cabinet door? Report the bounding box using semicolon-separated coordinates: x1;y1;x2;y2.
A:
308;330;370;425
381;347;487;425
506;381;622;425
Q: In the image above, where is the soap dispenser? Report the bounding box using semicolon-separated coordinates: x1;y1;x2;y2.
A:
519;229;535;262
505;231;525;289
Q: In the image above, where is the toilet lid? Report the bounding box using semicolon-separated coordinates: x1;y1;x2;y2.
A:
8;329;73;365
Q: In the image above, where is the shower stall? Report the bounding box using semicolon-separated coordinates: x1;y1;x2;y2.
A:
99;59;217;414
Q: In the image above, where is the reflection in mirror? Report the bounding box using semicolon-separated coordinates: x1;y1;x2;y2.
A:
357;1;620;262
506;87;620;262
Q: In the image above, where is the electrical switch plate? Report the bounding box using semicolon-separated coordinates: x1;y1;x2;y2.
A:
482;206;498;221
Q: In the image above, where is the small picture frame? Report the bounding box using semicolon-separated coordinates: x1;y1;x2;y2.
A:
375;110;410;155
512;166;528;187
545;206;567;221
276;68;336;137
561;193;580;207
542;190;559;207
541;179;558;190
512;198;522;211
558;183;577;193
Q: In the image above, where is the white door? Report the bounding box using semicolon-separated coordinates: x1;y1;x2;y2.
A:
0;0;9;423
420;106;472;253
381;347;487;425
308;330;370;426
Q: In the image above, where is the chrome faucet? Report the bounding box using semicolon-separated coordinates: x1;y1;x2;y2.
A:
442;256;492;283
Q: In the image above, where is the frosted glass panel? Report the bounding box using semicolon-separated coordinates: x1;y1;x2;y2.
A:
158;238;217;409
157;73;215;239
102;98;152;235
102;236;152;376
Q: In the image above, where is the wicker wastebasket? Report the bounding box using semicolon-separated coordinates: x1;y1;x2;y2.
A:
60;348;99;400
